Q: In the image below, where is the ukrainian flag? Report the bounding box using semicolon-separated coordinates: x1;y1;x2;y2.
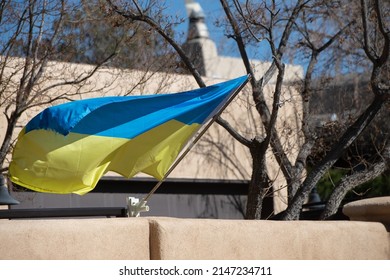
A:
9;75;248;195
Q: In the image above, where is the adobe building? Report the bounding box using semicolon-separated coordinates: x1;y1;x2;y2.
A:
1;1;303;218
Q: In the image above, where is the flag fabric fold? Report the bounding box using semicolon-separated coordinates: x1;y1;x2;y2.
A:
9;75;248;195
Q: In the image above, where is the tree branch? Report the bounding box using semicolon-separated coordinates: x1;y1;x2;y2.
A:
374;0;390;66
27;51;117;108
106;0;205;88
220;0;256;81
282;95;385;220
216;116;251;147
220;0;298;186
321;142;389;220
360;0;378;61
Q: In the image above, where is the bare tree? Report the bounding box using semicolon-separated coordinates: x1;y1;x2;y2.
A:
0;0;119;172
105;0;389;220
319;0;390;219
1;0;184;178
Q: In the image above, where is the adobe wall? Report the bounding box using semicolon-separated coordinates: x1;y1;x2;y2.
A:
0;218;150;260
0;217;388;260
149;218;389;260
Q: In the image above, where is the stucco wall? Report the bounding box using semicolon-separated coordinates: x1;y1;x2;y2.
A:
0;218;150;260
0;217;388;260
149;218;389;260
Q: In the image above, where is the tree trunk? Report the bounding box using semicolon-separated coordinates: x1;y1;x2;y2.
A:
0;112;20;170
281;96;384;220
321;143;390;219
245;137;270;219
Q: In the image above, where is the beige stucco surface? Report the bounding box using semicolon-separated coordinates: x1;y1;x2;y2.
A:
0;218;150;260
0;217;388;260
343;196;390;225
148;217;389;260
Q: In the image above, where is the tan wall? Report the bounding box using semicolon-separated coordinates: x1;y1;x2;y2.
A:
0;218;150;260
0;217;388;260
148;218;389;260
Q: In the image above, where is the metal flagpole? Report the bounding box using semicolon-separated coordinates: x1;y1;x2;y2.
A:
127;74;251;217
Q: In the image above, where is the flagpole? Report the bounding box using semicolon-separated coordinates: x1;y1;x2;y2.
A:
140;74;251;204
